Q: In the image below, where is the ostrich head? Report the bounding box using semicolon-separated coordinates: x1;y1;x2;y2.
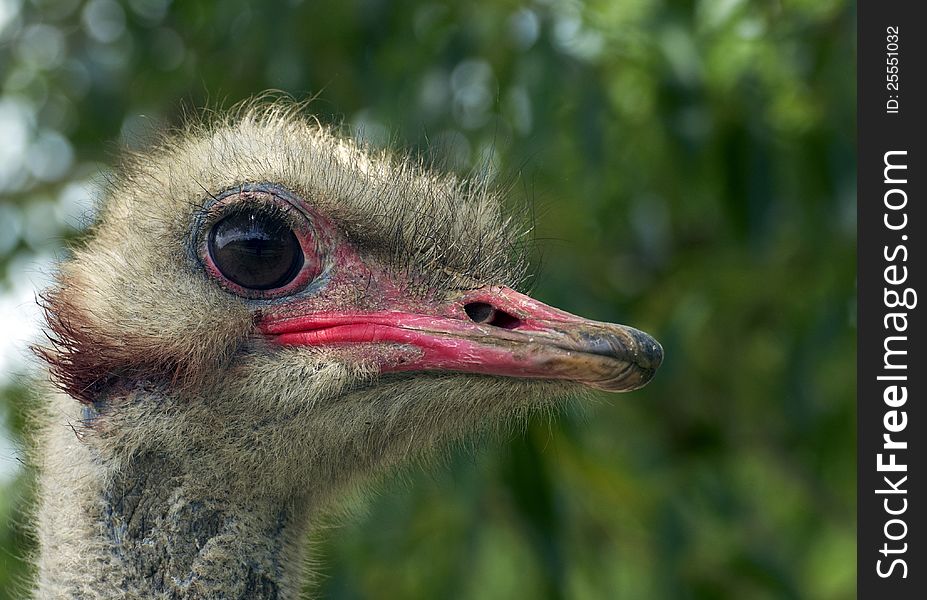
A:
39;102;662;506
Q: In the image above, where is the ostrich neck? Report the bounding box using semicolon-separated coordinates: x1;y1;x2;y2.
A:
35;396;312;599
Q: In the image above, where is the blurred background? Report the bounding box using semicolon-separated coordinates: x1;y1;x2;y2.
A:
0;0;855;598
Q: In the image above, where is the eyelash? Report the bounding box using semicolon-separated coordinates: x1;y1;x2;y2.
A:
205;194;301;231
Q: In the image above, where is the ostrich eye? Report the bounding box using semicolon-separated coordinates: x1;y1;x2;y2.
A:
208;210;304;290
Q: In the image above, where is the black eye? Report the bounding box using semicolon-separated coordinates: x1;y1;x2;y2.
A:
208;210;304;290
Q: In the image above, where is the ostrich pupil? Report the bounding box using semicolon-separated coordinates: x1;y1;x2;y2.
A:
208;210;304;290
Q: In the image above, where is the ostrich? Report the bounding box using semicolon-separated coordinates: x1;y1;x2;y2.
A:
31;101;662;598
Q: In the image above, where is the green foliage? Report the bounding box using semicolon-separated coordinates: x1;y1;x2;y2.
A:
0;0;854;597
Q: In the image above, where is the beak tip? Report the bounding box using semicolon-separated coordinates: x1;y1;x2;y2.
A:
578;326;663;392
638;334;664;372
630;329;663;388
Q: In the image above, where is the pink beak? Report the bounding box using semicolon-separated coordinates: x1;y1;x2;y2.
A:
261;286;662;392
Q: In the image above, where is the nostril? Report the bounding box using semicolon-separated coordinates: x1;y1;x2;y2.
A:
464;302;523;329
488;310;522;329
464;302;494;323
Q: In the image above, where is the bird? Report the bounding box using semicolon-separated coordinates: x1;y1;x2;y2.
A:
31;99;662;599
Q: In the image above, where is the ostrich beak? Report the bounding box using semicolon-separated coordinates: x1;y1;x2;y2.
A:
262;287;662;392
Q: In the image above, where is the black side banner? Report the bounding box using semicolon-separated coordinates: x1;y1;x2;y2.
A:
858;2;926;597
